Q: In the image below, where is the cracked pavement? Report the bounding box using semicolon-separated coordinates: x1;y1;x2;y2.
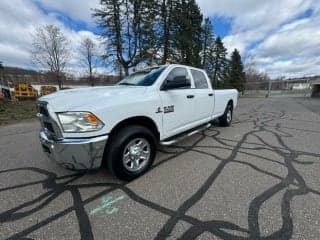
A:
0;97;320;240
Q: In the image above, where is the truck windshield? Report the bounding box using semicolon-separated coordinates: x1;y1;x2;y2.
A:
118;66;167;86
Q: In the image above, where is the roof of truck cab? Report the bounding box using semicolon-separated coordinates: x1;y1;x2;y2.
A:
134;64;206;74
168;64;206;72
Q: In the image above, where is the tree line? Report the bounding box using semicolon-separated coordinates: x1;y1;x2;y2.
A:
29;0;245;93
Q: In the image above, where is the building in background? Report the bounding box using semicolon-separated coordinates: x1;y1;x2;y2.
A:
310;77;320;98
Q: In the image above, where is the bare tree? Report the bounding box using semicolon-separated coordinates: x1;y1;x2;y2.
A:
80;37;97;86
31;25;70;89
244;60;270;91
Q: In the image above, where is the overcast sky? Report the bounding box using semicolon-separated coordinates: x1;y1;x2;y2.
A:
0;0;319;78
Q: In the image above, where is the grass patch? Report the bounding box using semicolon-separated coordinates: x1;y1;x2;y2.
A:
0;101;37;126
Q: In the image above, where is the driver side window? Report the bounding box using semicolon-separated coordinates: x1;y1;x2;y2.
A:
165;67;191;89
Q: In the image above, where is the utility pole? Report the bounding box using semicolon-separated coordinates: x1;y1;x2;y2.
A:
267;79;272;97
304;76;309;97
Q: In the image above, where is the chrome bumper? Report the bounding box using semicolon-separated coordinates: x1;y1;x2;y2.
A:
39;131;108;170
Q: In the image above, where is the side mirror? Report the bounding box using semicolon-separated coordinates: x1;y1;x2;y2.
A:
162;76;190;90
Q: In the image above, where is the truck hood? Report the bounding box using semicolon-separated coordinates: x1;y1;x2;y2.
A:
39;86;147;112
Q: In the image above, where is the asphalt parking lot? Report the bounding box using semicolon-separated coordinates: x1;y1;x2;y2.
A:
0;97;320;240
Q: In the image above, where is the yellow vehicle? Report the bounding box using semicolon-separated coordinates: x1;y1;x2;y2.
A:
40;85;57;96
14;83;38;100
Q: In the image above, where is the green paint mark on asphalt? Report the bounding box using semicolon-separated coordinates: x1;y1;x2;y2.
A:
90;195;125;217
106;207;119;215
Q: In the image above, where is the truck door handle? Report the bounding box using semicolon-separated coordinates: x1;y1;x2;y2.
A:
208;93;213;96
187;95;194;99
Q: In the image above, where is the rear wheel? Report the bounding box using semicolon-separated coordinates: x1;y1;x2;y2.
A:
104;125;156;181
219;103;233;127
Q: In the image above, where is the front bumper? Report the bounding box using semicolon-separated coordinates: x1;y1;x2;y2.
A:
39;131;108;170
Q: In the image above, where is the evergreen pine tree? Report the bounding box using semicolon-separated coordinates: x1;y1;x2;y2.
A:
139;0;159;64
228;49;246;93
201;17;215;72
221;58;231;88
159;0;175;64
171;0;203;66
210;37;227;88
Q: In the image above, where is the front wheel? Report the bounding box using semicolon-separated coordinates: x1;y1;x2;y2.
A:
104;125;156;181
219;104;233;127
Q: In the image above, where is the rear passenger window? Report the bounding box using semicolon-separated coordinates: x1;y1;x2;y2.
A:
191;70;209;89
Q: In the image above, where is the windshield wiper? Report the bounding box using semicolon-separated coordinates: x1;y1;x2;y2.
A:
118;82;136;86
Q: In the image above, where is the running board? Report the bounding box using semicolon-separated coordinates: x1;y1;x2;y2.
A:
160;123;211;146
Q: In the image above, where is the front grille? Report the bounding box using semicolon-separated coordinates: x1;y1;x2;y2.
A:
37;101;62;140
43;122;54;133
38;103;49;117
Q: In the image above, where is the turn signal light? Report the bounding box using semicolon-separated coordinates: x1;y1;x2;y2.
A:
86;113;100;126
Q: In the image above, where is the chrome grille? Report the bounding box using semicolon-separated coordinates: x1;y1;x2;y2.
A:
43;122;55;133
37;101;62;140
38;104;49;117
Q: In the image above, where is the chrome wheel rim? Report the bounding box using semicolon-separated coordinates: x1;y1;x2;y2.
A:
122;138;150;172
227;109;232;123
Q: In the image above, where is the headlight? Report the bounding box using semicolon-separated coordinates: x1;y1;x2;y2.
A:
57;112;104;133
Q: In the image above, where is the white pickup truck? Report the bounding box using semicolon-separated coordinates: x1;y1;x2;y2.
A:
37;64;238;180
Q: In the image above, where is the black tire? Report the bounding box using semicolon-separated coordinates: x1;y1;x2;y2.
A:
104;125;156;181
219;103;233;127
